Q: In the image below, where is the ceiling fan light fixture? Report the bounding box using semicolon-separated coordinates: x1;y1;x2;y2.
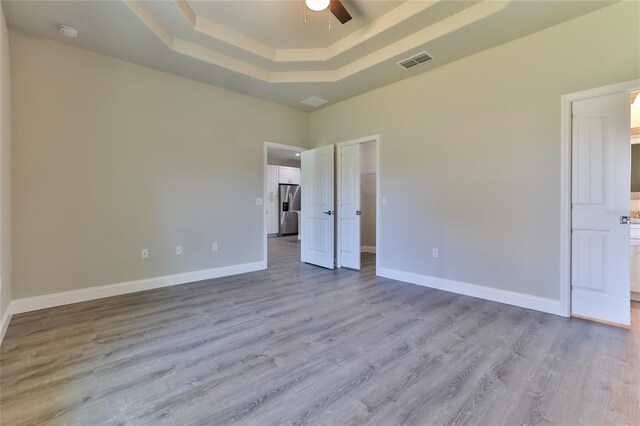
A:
305;0;330;12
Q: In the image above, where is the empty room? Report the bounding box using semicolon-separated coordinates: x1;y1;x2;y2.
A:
0;0;639;425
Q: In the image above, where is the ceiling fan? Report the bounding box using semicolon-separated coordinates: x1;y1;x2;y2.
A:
305;0;352;24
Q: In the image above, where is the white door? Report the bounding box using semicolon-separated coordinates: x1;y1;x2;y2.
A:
571;91;631;326
301;145;335;269
339;144;361;269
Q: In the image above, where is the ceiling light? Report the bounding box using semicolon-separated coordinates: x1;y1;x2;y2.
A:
305;0;330;12
296;153;300;156
58;24;78;38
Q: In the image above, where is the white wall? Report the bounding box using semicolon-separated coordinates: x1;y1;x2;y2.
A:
360;142;376;249
11;32;307;299
309;2;640;302
0;3;11;326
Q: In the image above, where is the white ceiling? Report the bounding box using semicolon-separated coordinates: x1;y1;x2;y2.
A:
267;147;302;164
3;0;616;111
187;1;404;49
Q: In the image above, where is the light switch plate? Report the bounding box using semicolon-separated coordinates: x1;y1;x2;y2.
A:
141;249;149;259
176;245;182;255
212;242;218;251
256;198;264;206
382;197;388;206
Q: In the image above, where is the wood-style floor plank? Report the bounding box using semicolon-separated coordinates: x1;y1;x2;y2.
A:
1;236;639;425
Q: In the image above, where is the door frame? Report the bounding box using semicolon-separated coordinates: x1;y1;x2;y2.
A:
336;135;381;274
263;141;306;268
560;79;640;318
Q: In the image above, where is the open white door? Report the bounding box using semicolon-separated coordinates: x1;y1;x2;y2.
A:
571;92;631;326
339;144;361;269
301;145;335;269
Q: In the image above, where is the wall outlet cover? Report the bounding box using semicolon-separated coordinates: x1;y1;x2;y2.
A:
176;245;183;255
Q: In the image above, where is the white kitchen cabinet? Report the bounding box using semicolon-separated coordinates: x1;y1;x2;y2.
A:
266;196;279;235
266;165;279;197
291;168;301;185
278;166;300;185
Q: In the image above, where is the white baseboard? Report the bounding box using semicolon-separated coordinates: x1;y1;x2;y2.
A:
361;246;376;254
0;303;13;345
10;261;265;315
377;267;565;316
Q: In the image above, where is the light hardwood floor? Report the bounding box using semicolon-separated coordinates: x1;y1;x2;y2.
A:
1;236;639;425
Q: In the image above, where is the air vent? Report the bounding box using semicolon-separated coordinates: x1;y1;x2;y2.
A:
300;96;329;107
396;51;433;70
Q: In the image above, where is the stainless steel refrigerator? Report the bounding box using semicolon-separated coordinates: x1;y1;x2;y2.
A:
279;184;301;236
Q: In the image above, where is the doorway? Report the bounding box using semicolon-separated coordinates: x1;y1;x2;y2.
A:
336;136;380;273
263;142;305;268
561;79;640;327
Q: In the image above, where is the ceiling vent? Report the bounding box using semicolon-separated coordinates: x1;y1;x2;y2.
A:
396;51;433;70
300;96;329;107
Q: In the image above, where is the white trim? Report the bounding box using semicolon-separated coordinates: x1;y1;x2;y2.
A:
335;135;381;274
263;142;306;269
361;246;376;254
560;79;640;318
378;267;564;316
10;261;264;315
0;303;13;345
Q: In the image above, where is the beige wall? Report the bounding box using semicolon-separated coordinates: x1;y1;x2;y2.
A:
309;2;640;300
0;3;11;317
11;32;307;299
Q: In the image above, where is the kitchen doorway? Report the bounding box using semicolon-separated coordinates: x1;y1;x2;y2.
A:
263;142;305;269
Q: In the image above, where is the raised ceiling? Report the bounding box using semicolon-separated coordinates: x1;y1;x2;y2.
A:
185;1;404;49
3;0;616;111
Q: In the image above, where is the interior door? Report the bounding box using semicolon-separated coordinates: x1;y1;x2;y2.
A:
339;144;361;269
571;91;631;326
301;145;335;269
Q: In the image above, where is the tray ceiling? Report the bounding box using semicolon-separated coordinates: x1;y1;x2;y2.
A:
3;0;616;111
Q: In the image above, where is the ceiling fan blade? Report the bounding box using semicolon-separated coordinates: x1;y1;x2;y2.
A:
330;0;352;24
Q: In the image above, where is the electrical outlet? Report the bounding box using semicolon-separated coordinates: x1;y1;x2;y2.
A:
141;249;149;259
176;245;183;255
432;248;439;258
212;242;218;251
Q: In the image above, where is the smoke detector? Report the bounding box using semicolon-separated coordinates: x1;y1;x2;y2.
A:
58;24;78;38
397;51;433;70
